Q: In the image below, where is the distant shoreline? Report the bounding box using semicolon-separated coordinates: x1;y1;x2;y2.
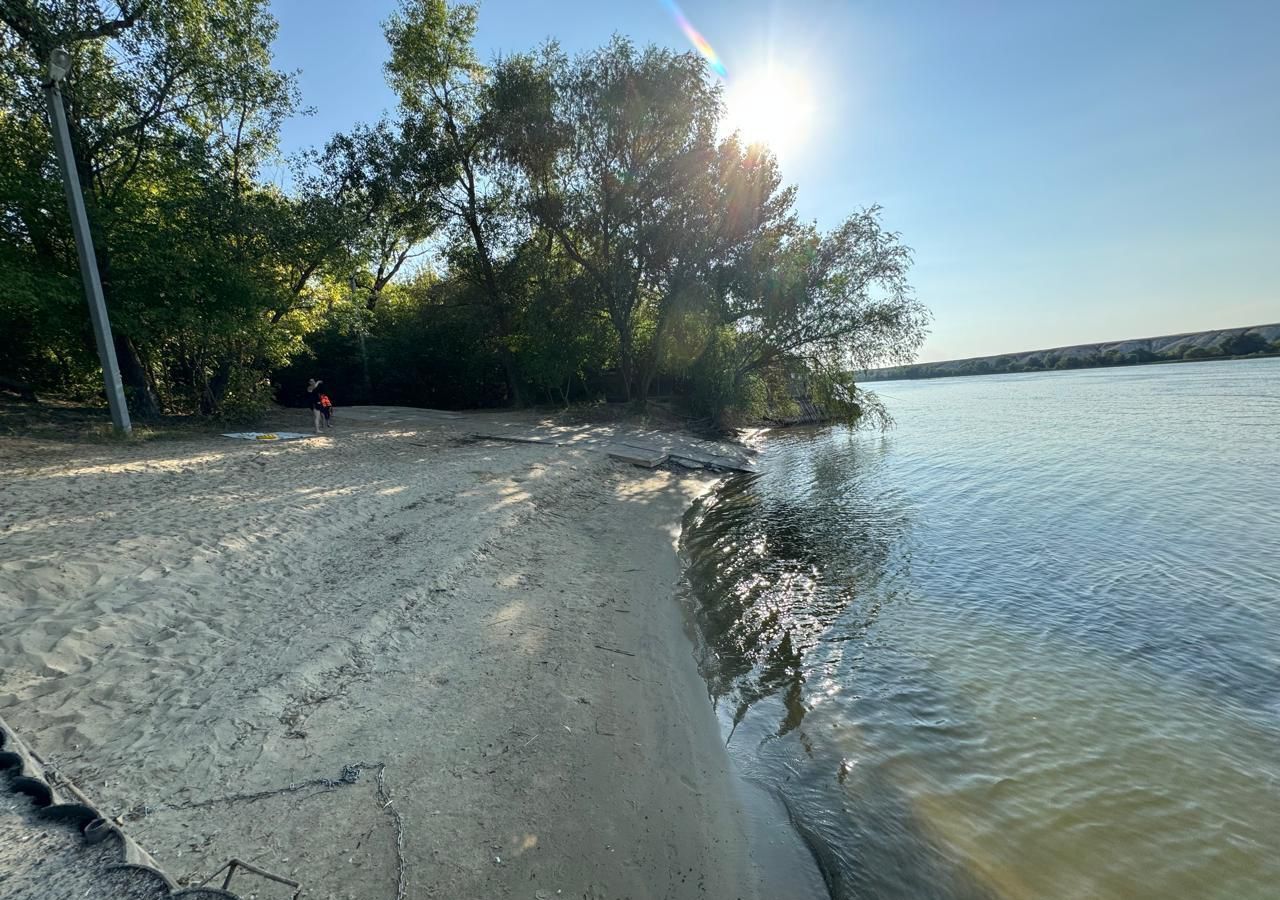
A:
862;322;1279;382
868;349;1280;383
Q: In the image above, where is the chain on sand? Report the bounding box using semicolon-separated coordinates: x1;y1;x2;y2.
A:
133;761;408;900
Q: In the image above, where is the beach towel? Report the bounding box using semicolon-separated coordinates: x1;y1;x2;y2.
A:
221;432;311;441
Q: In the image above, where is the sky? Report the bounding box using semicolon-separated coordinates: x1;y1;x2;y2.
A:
267;0;1280;362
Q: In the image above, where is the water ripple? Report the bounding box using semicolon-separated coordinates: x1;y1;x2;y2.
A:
682;358;1280;900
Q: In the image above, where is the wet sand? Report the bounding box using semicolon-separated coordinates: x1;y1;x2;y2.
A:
0;407;758;899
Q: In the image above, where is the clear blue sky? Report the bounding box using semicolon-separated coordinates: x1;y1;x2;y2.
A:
267;0;1279;362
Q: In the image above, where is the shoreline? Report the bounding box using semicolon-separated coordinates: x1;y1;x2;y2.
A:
0;406;762;899
676;487;833;900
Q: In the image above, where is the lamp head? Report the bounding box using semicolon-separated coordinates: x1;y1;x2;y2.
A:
47;48;71;83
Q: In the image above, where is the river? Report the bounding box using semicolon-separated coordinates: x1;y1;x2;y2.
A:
681;357;1280;899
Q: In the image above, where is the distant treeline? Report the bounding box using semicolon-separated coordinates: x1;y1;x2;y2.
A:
861;323;1280;381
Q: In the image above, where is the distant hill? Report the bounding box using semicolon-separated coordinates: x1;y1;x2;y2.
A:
861;322;1280;381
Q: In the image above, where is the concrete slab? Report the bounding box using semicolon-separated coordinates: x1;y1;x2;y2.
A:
468;427;758;473
606;445;670;468
473;432;557;446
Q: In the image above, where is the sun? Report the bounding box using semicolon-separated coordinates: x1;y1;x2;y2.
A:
722;65;815;158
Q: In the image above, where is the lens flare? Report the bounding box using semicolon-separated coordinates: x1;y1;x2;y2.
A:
660;0;728;78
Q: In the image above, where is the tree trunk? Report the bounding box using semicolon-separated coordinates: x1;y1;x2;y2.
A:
112;333;160;418
635;289;679;406
357;330;373;399
199;358;234;416
499;348;526;407
616;330;635;402
455;158;528;408
638;366;656;406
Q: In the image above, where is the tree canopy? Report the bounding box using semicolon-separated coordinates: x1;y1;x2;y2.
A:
1;0;928;427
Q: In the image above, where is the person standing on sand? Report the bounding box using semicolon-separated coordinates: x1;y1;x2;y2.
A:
305;378;330;434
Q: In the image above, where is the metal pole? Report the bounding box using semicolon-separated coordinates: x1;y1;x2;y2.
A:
44;55;132;434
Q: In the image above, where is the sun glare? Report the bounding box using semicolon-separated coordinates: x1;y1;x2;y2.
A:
722;66;815;159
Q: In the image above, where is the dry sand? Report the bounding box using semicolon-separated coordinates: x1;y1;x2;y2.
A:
0;406;760;900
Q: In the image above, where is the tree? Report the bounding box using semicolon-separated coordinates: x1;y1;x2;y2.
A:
383;0;532;403
505;37;727;401
355;116;446;312
1;0;306;416
489;35;925;420
713;207;926;422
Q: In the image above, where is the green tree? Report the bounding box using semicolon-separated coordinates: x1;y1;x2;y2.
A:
715;207;926;422
507;37;729;401
1;0;308;416
490;34;924;420
383;0;533;403
506;241;613;406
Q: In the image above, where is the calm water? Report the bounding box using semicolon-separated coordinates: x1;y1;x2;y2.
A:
681;358;1280;900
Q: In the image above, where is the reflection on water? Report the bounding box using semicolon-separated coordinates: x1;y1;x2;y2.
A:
681;359;1280;900
683;449;906;742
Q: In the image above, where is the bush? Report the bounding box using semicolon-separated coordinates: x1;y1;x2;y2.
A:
688;329;766;425
214;374;275;428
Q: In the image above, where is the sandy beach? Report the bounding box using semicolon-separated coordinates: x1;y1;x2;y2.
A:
0;406;758;899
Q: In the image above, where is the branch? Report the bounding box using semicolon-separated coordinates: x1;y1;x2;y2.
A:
70;0;150;43
0;1;43;46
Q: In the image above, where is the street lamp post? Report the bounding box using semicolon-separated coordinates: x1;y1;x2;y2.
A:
44;47;132;435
